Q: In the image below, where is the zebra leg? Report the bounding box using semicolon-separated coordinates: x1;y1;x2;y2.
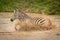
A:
15;25;21;31
12;19;22;31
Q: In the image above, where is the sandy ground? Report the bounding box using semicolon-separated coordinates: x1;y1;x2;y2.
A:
0;30;60;40
0;12;60;40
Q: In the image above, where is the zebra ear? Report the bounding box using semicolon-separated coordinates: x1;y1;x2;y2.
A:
14;9;20;14
14;10;16;14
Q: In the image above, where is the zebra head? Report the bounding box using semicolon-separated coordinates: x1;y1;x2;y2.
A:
10;9;30;22
10;9;20;22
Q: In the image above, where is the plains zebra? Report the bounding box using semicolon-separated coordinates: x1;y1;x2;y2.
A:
10;9;54;31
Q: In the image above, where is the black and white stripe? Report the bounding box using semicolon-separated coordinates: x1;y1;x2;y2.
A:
32;17;46;25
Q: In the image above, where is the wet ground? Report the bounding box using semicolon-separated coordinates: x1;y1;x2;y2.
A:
0;12;60;40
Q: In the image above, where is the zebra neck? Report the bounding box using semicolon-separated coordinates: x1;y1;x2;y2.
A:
18;13;31;21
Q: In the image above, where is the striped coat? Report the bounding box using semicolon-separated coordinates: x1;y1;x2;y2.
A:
23;16;53;31
11;9;54;31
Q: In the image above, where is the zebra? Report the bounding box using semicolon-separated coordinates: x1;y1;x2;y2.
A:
10;9;32;31
10;9;54;31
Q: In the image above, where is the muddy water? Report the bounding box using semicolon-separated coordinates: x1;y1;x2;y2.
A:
0;13;60;40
